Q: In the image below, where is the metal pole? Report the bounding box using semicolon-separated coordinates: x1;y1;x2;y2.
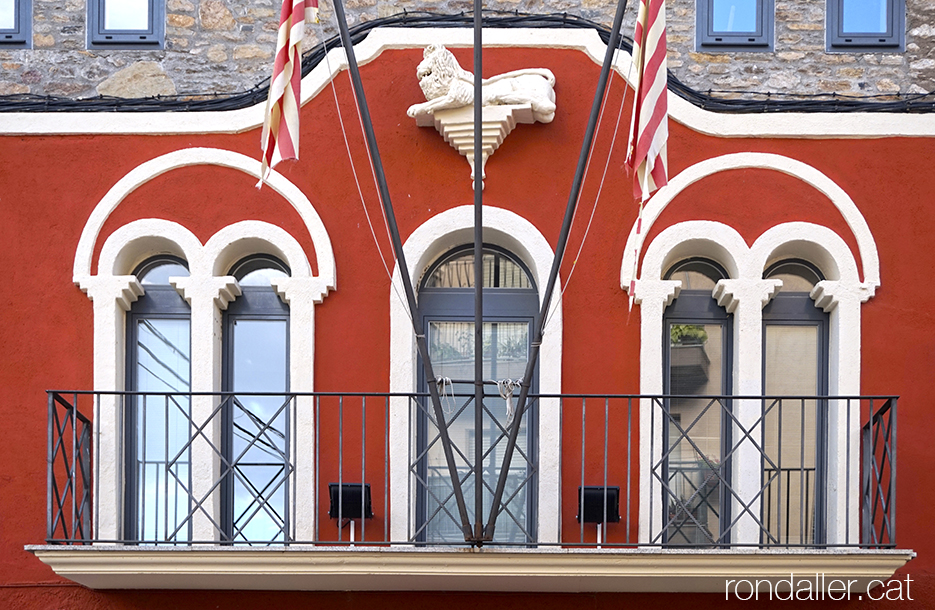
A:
330;0;474;542
484;0;631;540
472;0;485;543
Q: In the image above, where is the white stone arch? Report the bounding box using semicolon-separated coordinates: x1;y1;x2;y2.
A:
73;146;335;294
635;220;868;547
621;152;880;296
388;205;562;544
205;221;313;279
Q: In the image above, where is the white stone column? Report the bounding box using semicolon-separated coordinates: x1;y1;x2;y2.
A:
272;277;327;542
713;278;781;545
813;280;864;545
78;276;143;543
171;276;239;543
635;279;680;544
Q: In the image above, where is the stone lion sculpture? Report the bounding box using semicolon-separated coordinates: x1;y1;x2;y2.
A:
407;44;556;123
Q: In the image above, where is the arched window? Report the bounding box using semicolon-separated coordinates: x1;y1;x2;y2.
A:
222;254;291;543
125;255;191;542
662;258;731;546
761;259;829;545
415;245;538;543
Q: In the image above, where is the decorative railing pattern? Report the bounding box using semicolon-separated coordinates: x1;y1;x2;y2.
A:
46;391;896;549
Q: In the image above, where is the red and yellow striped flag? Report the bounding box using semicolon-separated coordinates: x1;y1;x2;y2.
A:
259;0;319;184
626;0;668;202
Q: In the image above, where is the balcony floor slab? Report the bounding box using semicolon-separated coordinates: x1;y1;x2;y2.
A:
27;545;915;592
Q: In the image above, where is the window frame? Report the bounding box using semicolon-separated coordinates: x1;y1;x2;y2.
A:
697;0;773;51
761;259;830;546
827;0;904;51
662;260;733;546
0;0;31;48
124;255;192;543
221;255;292;543
88;0;164;49
415;244;541;544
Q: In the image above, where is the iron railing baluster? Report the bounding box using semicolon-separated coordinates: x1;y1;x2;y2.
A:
42;391;896;549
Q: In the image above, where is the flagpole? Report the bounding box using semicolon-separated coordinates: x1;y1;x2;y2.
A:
483;0;630;540
472;1;485;542
330;0;475;542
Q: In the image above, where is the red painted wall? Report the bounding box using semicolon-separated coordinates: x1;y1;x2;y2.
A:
0;44;932;606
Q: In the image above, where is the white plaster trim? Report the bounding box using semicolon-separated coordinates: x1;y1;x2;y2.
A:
635;220;869;545
5;28;935;138
388;205;561;543
621;153;880;296
72;147;336;298
29;545;914;593
83;217;326;542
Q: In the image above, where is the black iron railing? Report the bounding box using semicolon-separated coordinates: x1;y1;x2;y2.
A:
46;391;896;549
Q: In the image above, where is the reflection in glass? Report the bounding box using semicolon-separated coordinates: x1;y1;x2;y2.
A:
0;0;15;30
138;261;188;285
132;317;191;542
104;0;150;31
666;323;724;545
763;325;819;545
712;0;757;32
424;250;532;289
229;319;289;543
842;0;887;33
423;321;531;543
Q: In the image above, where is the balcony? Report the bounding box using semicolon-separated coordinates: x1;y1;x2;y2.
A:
30;390;912;592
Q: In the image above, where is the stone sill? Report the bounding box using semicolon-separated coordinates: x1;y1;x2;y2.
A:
27;545;914;592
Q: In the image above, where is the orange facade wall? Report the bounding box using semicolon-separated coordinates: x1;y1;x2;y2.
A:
0;45;932;606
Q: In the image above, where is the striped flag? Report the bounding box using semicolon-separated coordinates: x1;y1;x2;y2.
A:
626;0;668;202
259;0;319;185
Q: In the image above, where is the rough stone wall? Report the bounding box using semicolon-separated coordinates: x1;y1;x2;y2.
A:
0;0;932;99
667;0;935;95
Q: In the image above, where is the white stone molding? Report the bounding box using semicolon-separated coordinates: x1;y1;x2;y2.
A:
635;220;870;546
620;153;880;297
417;104;540;189
7;28;935;139
81;217;328;543
388;205;561;544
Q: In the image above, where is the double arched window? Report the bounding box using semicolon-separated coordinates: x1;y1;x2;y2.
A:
124;253;294;543
656;251;833;547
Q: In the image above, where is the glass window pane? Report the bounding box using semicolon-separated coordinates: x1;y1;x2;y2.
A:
711;0;758;33
230;319;288;543
765;261;822;294
424;251;532;289
763;325;819;545
0;0;15;30
667;323;724;545
238;267;289;287
842;0;888;33
139;262;189;285
133;317;191;542
104;0;150;31
424;321;531;543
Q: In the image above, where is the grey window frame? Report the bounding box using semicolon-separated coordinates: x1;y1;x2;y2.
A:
124;256;192;542
697;0;773;51
88;0;164;49
827;0;904;51
761;260;830;545
415;244;540;544
0;0;30;47
662;259;734;545
221;255;292;543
